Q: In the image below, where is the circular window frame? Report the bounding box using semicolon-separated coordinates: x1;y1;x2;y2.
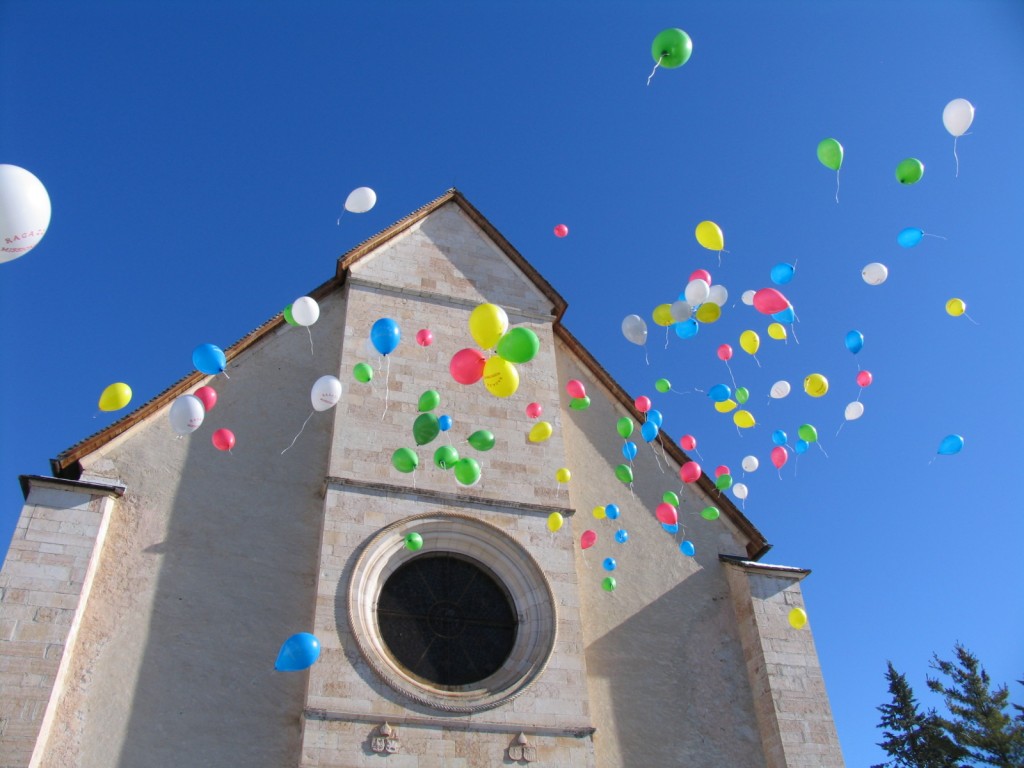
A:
347;511;557;712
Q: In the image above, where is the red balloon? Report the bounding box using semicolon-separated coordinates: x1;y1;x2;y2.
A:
634;396;652;413
770;446;788;469
581;530;597;549
655;503;678;526
714;465;730;478
526;402;543;419
194;386;217;412
689;269;712;284
554;224;569;238
450;348;486;384
753;288;791;315
717;344;733;361
856;370;873;387
679;461;702;483
416;329;434;347
680;434;697;451
566;379;587;399
212;428;235;452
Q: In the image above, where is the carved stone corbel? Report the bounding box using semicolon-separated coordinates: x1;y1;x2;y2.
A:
370;722;401;754
507;732;537;762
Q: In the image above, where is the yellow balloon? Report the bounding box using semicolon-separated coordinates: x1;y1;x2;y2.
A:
652;303;675;327
767;322;787;340
98;382;132;412
592;505;607;519
804;373;829;398
946;298;966;317
733;410;756;428
739;330;760;355
555;467;571;484
695;302;721;323
468;303;509;349
547;512;564;532
483;356;519;398
714;399;737;413
788;607;808;630
529;421;553;443
695;220;724;251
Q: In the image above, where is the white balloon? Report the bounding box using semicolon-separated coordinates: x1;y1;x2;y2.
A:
684;278;710;306
844;401;865;421
942;98;975;137
740;290;756;306
770;380;791;399
169;395;205;435
291;296;320;326
707;284;729;307
344;186;377;214
732;483;749;500
670;300;693;323
861;262;888;286
621;314;648;346
741;455;759;473
0;164;52;264
311;375;342;412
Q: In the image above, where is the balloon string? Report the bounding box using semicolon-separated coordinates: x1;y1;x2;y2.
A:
753;354;762;368
648;440;665;473
646;55;664;86
306;327;314;356
336;209;345;226
281;410;314;454
817;443;830;459
644;346;650;366
964;312;980;326
835;421;846;437
382;356;391;420
923;233;948;240
835;170;840;204
664;326;670;349
953;136;959;178
725;361;736;389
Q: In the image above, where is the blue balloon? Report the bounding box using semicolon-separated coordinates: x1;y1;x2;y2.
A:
845;330;864;355
275;632;321;672
605;504;621;520
438;415;452;432
675;318;699;339
192;343;226;375
647;409;663;428
641;421;659;442
614;528;629;543
708;383;732;403
772;306;796;324
661;523;679;534
770;262;795;285
897;227;924;248
370;317;401;355
679;540;696;557
602;557;617;572
621;441;638;460
771;429;788;446
794;439;809;454
937;434;964;455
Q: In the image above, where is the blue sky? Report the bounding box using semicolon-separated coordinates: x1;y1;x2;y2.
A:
2;1;1022;764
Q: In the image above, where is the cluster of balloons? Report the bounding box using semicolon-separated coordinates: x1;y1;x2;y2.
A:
0;164;51;264
566;379;590;410
449;303;540;398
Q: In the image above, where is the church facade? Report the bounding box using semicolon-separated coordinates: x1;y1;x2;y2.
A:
0;190;844;767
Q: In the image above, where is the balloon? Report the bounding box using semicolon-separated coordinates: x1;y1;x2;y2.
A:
467;430;495;452
752;288;790;315
655;503;678;526
212;429;235;452
740;290;756;306
646;409;663;428
771;306;796;325
895;158;925;185
798;424;818;443
652;303;675;327
169;395;205;435
655;378;671;393
770;446;788;469
708;384;731;402
615;464;634;484
344;187;376;213
434;445;459;469
98;382;132;412
770;263;795;285
816;138;843;171
418;390;440;412
622;314;648;346
469;303;509;350
640;421;659;443
552;468;571;485
0;165;51;263
663;491;680;506
845;330;864;355
415;329;434;347
605;503;620;520
566;379;587;399
715;465;729;478
670;300;692;323
616;417;634;439
526;402;543;419
844;401;865;421
413;414;440;446
291;297;320;327
275;632;321;672
700;506;720;521
694;302;721;324
392;447;418;473
453;457;482;486
942;98;975;137
601;576;617;592
862;262;889;286
684;278;711;306
192;343;226;375
602;557;617;572
450;348;486;385
735;387;750;405
353;362;373;383
770;380;791;399
547;512;564;532
715;399;737;414
615;529;629;544
680;540;696;557
771;429;788;446
675;318;700;339
717;344;733;362
680;434;697;451
804;373;829;398
689;269;712;284
937;434;964;455
634;396;651;413
767;323;787;341
194;386;217;411
581;530;597;550
283;305;298;326
529;421;553;443
897;227;924;248
554;224;569;238
857;370;873;387
738;330;759;356
946;298;966;317
733;483;749;500
592;505;607;520
679;461;701;483
370;317;401;355
311;375;342;411
483;356;520;397
439;415;452;432
651;28;693;68
715;474;732;491
733;410;755;429
707;284;728;307
788;607;808;630
741;455;759;473
496;327;540;364
695;221;724;252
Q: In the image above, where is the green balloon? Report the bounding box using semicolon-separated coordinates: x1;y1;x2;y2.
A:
655;378;671;393
433;445;459;469
663;491;680;506
701;506;720;521
601;576;617;592
616;417;634;439
392;447;418;474
413;413;440;446
353;362;373;383
895;157;924;185
418;389;440;412
651;28;692;69
735;386;749;405
715;474;733;491
615;464;634;484
467;429;495;452
570;396;591;411
495;327;540;364
816;138;843;171
798;424;818;443
283;304;298;326
404;532;423;551
453;457;481;487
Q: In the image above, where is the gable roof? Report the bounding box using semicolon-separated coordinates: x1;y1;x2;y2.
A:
49;189;769;559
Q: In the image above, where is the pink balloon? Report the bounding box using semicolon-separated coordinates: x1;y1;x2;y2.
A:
689;269;712;284
717;344;733;361
581;530;597;550
416;329;434;347
554;224;569;238
770;446;788;469
680;434;697;451
212;428;235;452
655;503;678;526
526;402;543;419
634;396;651;413
753;288;791;315
449;348;486;385
194;386;217;412
856;370;873;387
566;379;587;399
714;465;730;478
679;461;702;483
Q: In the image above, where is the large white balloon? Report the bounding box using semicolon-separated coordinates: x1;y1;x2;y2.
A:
770;380;791;399
684;278;710;306
740;289;756;306
344;187;377;214
861;262;888;286
741;455;759;473
169;395;205;435
942;98;975;137
0;164;52;264
621;314;648;346
844;401;865;421
732;483;749;500
291;296;320;326
707;284;729;307
311;375;342;411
